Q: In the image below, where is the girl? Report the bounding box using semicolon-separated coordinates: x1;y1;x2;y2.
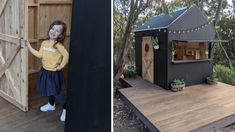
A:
27;20;69;122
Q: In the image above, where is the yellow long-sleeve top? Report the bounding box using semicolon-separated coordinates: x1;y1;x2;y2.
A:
31;40;69;71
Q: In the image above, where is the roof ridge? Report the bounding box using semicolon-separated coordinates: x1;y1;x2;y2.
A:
136;6;189;32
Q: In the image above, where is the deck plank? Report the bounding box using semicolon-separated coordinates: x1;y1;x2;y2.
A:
0;73;65;132
119;77;235;132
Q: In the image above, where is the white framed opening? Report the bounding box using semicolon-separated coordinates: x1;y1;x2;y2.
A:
172;40;211;62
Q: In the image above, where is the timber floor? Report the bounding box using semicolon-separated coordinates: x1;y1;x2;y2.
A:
0;73;65;132
118;77;235;132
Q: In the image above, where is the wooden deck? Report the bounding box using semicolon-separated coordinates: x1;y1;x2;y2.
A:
119;77;235;132
0;73;65;132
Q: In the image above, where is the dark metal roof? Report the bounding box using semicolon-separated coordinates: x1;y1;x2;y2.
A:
136;7;188;32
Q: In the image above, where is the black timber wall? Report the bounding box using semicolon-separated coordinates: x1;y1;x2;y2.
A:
135;29;168;88
134;35;142;76
65;0;111;131
167;6;215;89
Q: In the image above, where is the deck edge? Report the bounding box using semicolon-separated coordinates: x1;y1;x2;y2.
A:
117;89;160;132
194;113;235;132
119;78;132;88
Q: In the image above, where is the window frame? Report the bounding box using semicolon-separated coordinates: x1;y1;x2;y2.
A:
171;40;213;64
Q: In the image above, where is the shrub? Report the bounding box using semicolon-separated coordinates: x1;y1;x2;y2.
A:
171;79;185;85
214;64;235;84
171;79;185;92
123;64;137;78
208;72;218;82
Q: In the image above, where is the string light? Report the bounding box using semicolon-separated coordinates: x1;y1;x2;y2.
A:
168;22;210;34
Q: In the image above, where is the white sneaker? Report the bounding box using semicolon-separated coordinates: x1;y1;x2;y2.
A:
40;103;55;112
60;109;66;122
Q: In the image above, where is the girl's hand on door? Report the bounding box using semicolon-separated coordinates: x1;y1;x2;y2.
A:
25;40;31;49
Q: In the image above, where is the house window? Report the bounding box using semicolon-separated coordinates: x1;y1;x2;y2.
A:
172;41;210;61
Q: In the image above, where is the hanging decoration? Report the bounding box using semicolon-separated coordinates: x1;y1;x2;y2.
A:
151;36;159;50
168;22;210;34
145;43;149;52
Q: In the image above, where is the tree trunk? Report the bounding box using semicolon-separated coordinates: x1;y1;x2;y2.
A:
113;0;150;82
212;0;232;68
197;0;204;11
216;30;233;69
233;0;235;56
114;23;132;81
213;0;223;27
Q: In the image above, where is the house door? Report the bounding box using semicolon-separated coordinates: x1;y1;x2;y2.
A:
0;0;28;111
142;36;154;83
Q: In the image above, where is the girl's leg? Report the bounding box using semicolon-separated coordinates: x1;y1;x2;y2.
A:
55;94;66;109
49;96;55;105
62;103;66;109
55;93;66;121
40;96;56;112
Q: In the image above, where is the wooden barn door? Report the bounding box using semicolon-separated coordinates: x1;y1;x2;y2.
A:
142;36;154;83
0;0;28;111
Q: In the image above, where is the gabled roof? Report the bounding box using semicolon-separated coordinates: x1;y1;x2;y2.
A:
136;7;188;32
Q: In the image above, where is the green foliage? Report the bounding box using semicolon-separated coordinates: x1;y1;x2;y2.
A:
214;64;235;84
210;73;217;81
215;16;235;67
208;72;218;82
123;64;137;78
151;37;159;47
171;79;185;85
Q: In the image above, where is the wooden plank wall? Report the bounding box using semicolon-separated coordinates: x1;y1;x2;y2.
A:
27;0;72;74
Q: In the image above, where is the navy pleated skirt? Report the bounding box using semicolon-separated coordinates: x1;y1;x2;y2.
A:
37;67;64;96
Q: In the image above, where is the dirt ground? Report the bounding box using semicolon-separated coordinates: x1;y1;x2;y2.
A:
113;82;149;132
113;94;149;132
113;83;235;132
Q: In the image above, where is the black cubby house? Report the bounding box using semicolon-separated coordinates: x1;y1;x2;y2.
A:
134;5;218;89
